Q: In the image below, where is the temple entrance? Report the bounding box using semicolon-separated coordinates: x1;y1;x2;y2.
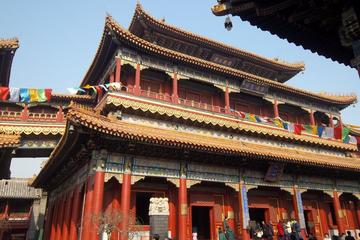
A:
192;206;212;240
249;207;267;223
304;210;315;235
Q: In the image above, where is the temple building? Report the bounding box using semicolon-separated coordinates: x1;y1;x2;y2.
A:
2;4;360;240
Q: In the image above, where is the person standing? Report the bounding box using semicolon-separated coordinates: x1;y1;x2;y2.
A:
223;216;235;240
345;231;355;240
277;220;285;240
266;221;274;240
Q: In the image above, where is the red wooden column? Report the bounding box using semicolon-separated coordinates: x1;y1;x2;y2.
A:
110;72;115;84
91;171;105;240
292;187;307;240
61;191;73;240
238;183;250;240
69;185;82;240
356;200;360;230
329;114;334;127
172;72;179;103
309;110;315;125
120;171;132;240
115;57;122;83
134;63;141;96
55;195;66;240
273;99;279;118
224;84;230;114
111;182;121;240
21;104;29;121
50;199;59;240
333;191;346;234
178;177;188;240
225;190;235;233
44;201;54;240
82;176;94;240
168;188;177;239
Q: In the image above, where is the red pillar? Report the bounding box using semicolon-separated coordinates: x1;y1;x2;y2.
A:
225;190;235;233
69;185;82;240
110;72;115;84
50;200;59;240
120;173;132;240
178;178;188;240
310;110;315;125
90;171;105;240
224;85;230;114
61;191;73;240
238;183;250;240
21;104;29;121
55;195;66;240
56;106;64;122
329;115;334;127
111;182;121;240
44;201;54;240
172;72;178;103
333;191;346;234
356;201;360;229
134;63;141;96
168;188;177;239
273;100;279;118
115;58;122;83
82;176;94;240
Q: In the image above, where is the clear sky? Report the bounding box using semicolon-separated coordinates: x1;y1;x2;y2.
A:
2;0;359;177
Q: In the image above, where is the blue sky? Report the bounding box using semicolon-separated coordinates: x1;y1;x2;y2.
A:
2;0;359;176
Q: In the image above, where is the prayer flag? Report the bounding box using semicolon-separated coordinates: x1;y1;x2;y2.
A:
273;118;284;128
283;122;288;130
317;126;324;138
9;88;20;102
334;126;342;140
45;89;52;102
255;116;262;123
294;124;303;135
303;125;313;134
37;89;47;102
342;127;350;142
287;123;295;133
322;127;334;139
349;135;357;144
0;87;9;101
29;89;39;102
20;88;30;102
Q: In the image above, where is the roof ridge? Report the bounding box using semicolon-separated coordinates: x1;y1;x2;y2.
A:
65;107;360;171
130;3;305;71
106;16;357;105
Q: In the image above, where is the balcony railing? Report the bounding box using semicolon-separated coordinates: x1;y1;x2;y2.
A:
0;109;63;123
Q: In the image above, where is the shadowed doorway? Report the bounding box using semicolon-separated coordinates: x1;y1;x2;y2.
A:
192;206;212;240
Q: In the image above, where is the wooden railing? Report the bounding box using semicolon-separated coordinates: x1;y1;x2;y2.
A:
0;109;63;123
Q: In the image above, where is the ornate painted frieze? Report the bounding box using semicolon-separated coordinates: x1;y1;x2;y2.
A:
132;156;180;178
297;175;334;191
336;179;360;193
105;153;125;173
187;162;239;183
270;91;338;115
20;139;58;149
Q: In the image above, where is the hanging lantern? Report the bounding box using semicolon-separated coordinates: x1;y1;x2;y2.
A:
224;16;233;31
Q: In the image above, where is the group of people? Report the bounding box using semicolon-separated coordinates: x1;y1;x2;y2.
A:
250;220;275;240
249;219;301;240
324;231;359;240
